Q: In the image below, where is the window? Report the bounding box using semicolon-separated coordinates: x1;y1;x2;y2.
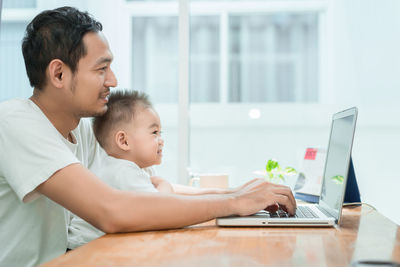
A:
132;15;221;103
131;3;321;104
229;13;319;102
132;17;179;103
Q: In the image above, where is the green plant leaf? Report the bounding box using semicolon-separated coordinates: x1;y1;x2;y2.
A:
265;159;297;183
284;167;297;174
266;159;278;172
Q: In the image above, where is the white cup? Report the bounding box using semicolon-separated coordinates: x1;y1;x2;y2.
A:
189;173;229;189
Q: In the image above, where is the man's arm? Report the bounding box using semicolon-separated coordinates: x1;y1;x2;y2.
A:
37;163;296;233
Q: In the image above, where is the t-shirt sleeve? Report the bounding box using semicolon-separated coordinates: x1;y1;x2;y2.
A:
0;108;79;203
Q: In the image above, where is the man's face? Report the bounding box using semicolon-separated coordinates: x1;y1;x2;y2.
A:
68;32;117;117
124;107;164;168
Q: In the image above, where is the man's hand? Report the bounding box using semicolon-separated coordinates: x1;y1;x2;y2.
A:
231;178;296;216
151;176;174;194
264;203;279;213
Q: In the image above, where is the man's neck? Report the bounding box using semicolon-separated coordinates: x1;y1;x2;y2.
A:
30;89;80;140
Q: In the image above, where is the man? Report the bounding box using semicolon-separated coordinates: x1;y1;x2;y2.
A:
0;7;296;266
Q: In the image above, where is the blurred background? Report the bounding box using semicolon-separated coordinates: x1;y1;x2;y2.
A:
1;0;399;224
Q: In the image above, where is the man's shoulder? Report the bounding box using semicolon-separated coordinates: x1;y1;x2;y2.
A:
0;98;30;116
0;98;40;125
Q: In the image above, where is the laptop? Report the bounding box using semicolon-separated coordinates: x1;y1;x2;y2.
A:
216;107;358;227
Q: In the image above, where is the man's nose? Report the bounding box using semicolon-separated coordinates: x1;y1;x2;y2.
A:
105;68;118;88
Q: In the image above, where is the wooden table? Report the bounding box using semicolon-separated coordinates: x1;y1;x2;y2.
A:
42;205;400;267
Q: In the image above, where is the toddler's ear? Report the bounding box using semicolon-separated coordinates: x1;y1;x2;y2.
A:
115;130;130;151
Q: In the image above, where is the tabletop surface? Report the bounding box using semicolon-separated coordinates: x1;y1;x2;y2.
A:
42;205;400;267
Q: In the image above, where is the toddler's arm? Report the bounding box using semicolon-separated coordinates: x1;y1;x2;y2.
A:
151;176;174;193
172;178;259;195
172;184;231;195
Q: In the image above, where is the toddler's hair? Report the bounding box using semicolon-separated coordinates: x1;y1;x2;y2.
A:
93;90;152;150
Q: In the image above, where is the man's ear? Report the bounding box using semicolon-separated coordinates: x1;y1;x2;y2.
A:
47;59;66;89
115;130;130;151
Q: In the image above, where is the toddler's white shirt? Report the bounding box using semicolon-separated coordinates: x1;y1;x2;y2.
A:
67;155;157;249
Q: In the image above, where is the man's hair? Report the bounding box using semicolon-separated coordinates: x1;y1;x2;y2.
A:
22;6;103;90
93;90;153;150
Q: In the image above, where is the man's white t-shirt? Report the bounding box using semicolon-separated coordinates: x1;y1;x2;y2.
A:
68;155;157;249
0;99;106;266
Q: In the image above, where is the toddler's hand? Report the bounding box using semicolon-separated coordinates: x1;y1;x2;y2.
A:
151;176;174;193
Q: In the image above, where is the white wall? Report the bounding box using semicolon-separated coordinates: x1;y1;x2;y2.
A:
328;0;400;224
329;0;400;105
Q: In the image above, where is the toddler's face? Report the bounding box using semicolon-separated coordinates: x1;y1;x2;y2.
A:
124;107;164;168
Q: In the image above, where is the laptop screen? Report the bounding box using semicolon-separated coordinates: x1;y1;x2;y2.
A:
319;107;357;221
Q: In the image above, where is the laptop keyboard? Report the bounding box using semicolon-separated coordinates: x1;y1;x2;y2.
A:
263;206;319;219
294;206;318;218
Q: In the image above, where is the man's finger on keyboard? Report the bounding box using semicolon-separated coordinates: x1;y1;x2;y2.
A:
273;194;295;215
264;203;279;213
272;185;296;209
279;204;288;213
